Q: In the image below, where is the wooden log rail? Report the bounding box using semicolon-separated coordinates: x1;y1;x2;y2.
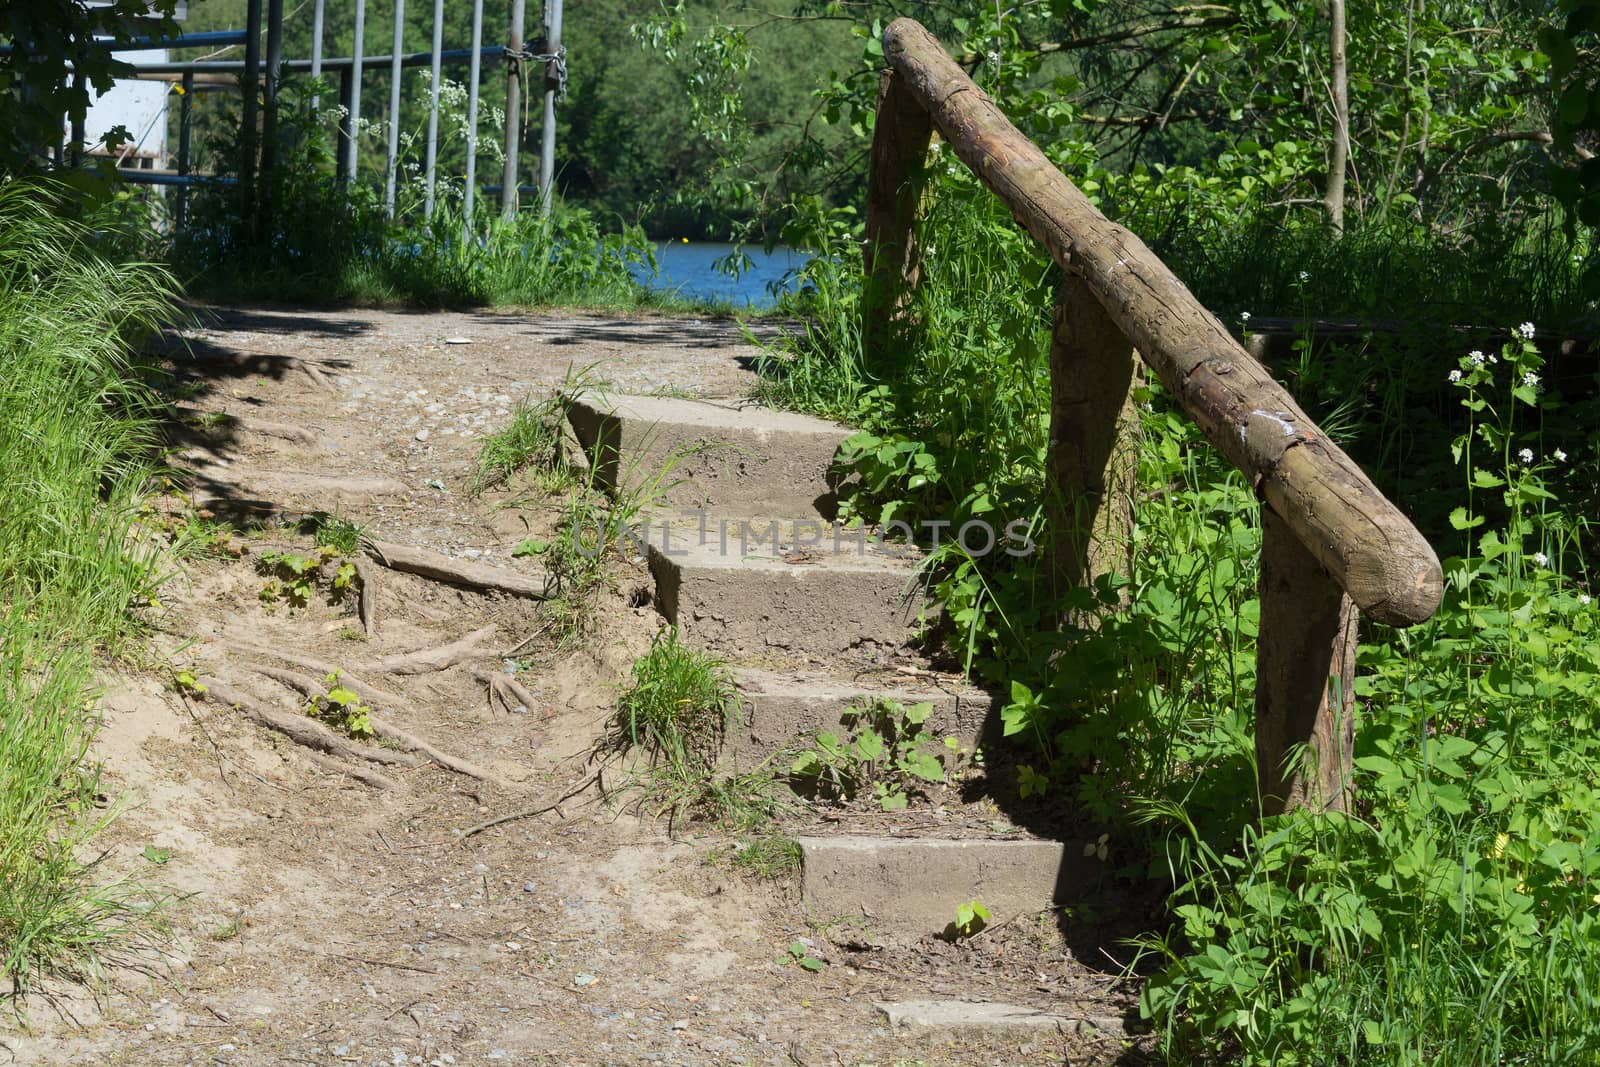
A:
865;18;1444;815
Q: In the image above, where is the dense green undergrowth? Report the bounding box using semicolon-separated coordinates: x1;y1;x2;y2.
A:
756;147;1600;1061
0;182;175;995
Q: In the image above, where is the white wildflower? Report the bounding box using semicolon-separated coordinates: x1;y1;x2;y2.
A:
1555;448;1568;462
1523;371;1540;388
1533;551;1549;567
1448;369;1462;383
1518;321;1537;340
1581;594;1592;606
1519;447;1535;465
1298;271;1309;281
1488;351;1499;363
1469;350;1485;366
1240;311;1252;322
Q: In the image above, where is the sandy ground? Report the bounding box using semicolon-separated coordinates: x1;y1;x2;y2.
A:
0;304;1148;1067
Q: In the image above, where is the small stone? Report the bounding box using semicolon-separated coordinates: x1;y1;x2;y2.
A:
573;973;597;987
414;429;430;442
523;881;537;893
671;1019;689;1031
473;863;488;874
505;941;521;951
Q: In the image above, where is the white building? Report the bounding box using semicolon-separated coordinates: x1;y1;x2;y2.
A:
77;1;188;168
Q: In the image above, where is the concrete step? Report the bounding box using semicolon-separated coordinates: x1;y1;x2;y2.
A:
798;836;1088;943
644;519;930;660
565;392;851;516
729;668;995;759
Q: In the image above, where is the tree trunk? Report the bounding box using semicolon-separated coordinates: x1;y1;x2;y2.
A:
1325;0;1350;232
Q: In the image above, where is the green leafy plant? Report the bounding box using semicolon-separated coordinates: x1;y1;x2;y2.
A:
781;940;826;972
613;627;739;774
257;545;356;609
951;899;991;939
789;699;964;811
304;673;374;739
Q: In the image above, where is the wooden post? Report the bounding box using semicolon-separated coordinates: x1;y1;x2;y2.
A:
1255;507;1359;815
862;70;932;364
1046;277;1141;606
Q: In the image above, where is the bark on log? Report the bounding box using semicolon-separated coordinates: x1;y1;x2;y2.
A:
1255;509;1358;814
363;539;549;600
881;18;1442;627
863;68;934;364
1047;277;1142;608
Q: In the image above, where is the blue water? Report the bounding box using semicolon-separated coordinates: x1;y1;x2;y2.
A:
634;241;807;309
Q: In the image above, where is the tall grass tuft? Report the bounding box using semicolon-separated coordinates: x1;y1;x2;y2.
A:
0;180;176;995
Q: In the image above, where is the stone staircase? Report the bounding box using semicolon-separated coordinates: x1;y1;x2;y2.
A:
564;392;1086;945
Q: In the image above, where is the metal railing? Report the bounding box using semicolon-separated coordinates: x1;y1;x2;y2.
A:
50;0;567;229
863;19;1444;816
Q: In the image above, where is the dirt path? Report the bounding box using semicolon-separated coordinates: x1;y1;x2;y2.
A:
3;305;1144;1067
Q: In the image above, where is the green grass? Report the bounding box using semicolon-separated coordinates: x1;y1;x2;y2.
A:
614;627;739;773
728;835;803;880
473;393;574;495
306;511;365;555
0;179;177;996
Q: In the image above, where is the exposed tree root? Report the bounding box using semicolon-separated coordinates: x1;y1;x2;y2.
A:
198;678;422;778
223;641;404;707
247;664;510;789
378;625;498;676
300;361;336;392
354;558;379;637
304;751;399;791
468;666;545;718
365;714;510;790
174;405;321;446
459;770;602;842
363;539;549;599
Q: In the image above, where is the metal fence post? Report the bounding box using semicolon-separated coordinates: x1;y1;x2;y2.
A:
501;0;525;219
423;0;444;218
259;0;284;233
336;64;354;186
384;0;405;218
241;0;261;207
463;0;484;232
310;0;325;109
176;70;194;230
538;0;563;217
345;0;367;186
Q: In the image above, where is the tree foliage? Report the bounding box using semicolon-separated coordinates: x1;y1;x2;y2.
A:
0;0;179;176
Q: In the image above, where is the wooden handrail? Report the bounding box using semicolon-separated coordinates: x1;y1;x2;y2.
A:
866;19;1445;813
874;17;1441;628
